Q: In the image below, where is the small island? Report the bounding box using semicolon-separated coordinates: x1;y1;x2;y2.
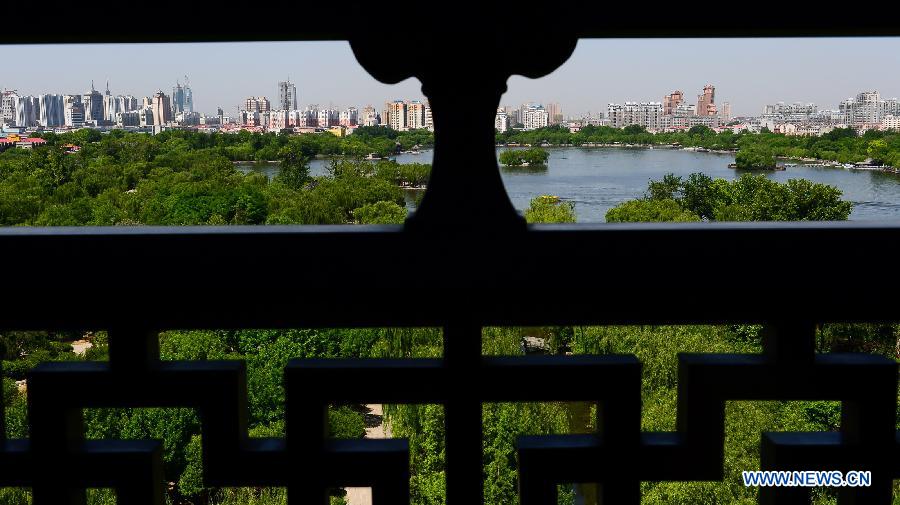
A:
731;148;781;170
499;147;550;166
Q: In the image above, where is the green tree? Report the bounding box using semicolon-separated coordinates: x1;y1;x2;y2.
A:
735;148;776;170
353;201;407;224
606;199;701;223
524;195;575;223
274;144;310;190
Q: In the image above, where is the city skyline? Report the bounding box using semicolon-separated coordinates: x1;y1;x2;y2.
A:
3;38;900;118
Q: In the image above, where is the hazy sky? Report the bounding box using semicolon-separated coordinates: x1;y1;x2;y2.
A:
4;38;899;117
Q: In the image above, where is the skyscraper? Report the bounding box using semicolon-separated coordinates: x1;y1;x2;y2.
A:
278;80;298;111
663;90;684;116
152;90;172;128
104;93;119;123
183;76;193;114
12;95;37;127
172;82;185;115
696;85;717;117
388;100;407;131
83;81;104;124
38;94;65;127
853;91;881;124
407;101;426;129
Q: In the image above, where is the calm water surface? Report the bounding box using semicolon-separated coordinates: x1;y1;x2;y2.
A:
238;147;900;222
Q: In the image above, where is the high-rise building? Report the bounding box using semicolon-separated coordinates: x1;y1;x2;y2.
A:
607;102;662;130
183;76;193;114
853;91;881;124
663;90;684;116
139;106;154;127
303;105;319;127
269;110;290;130
317;108;339;128
38;94;65;127
1;90;18;125
546;102;562;124
381;101;392;127
388;100;407;130
278;80;298;111
696;84;717;116
407;101;426;129
151;91;172;128
13;95;37;127
103;93;120;123
172;83;185;116
424;105;433;131
83;82;104;124
117;111;141;127
362;105;379;127
495;108;509;132
721;102;732;121
521;104;550;130
65;102;85;128
245;96;271;113
339;107;359;127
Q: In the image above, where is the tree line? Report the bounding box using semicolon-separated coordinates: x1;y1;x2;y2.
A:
497;125;900;167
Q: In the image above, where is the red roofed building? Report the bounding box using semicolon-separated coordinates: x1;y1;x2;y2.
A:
17;137;47;149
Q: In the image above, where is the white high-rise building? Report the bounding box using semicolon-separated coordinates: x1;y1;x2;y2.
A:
317;109;339;128
521;104;549;130
38;94;65;127
854;91;881;124
362;105;379;127
608;102;662;130
14;95;38;127
495;108;509;132
424;105;433;131
103;94;120;123
340;107;359;127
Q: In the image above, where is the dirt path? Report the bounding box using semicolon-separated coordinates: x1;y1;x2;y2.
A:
344;404;390;505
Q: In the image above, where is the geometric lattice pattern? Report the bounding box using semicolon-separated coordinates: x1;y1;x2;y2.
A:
0;323;896;504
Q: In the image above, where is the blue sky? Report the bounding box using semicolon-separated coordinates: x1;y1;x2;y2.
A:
3;38;899;117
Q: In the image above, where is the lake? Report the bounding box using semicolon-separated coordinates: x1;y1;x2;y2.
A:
237;147;900;222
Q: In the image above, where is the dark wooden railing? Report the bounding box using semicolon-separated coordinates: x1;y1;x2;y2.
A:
3;8;899;504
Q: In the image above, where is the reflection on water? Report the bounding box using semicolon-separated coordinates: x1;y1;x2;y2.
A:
237;147;900;222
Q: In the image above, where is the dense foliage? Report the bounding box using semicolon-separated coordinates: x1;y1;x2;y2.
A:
498;125;900;167
606;173;852;223
523;195;575;224
0;131;433;226
734;147;777;170
498;148;550;166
